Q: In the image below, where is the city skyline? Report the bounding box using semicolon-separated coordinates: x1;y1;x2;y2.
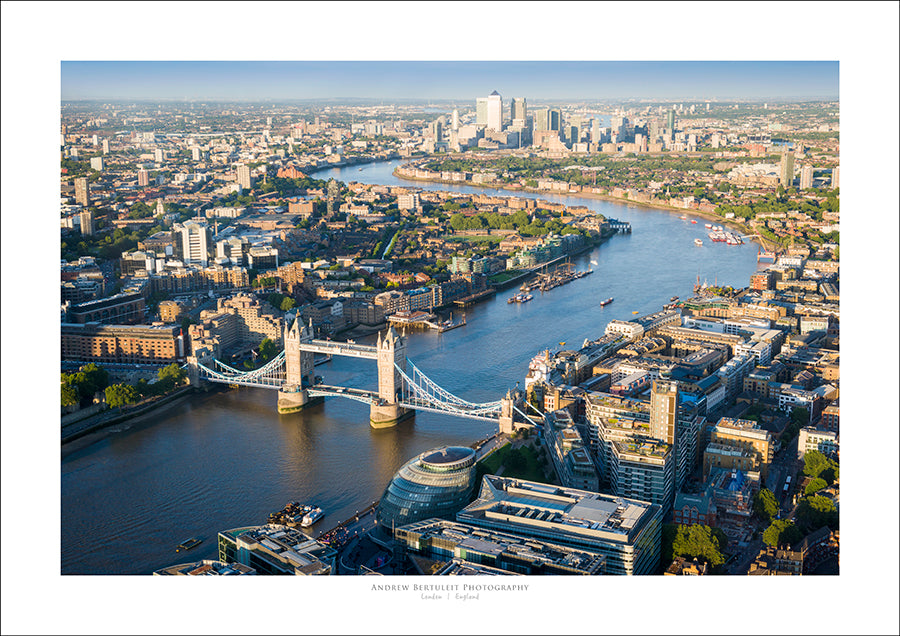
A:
62;61;839;102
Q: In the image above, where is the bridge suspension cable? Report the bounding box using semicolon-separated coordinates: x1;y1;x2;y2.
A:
396;358;502;417
196;351;287;387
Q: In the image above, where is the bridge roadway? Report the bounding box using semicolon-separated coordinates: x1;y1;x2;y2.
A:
297;339;378;359
307;384;378;405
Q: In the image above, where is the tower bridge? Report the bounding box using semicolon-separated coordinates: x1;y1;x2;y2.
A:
187;319;537;430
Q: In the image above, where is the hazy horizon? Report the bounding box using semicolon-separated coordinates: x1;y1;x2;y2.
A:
61;61;839;102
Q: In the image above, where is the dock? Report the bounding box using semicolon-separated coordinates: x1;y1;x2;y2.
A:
519;262;594;294
453;288;497;307
387;310;467;332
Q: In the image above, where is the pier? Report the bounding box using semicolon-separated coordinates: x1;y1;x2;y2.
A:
387;310;467;333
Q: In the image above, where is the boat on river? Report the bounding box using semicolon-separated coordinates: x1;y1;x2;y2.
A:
176;537;202;552
600;297;614;306
694;238;703;246
301;506;324;527
268;501;324;528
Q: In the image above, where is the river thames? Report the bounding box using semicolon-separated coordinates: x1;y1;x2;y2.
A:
61;160;762;574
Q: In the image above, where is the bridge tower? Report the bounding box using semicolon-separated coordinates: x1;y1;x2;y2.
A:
277;317;321;414
498;388;526;435
186;347;214;387
370;326;412;428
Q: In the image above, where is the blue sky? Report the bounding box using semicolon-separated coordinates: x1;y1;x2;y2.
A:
61;61;838;102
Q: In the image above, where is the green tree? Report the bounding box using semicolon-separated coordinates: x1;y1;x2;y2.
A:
804;477;828;496
504;447;527;471
157;363;187;388
762;519;802;548
671;524;727;567
796;495;838;531
280;297;296;312
105;384;138;410
753;488;780;524
61;383;80;407
258;337;278;363
803;449;828;478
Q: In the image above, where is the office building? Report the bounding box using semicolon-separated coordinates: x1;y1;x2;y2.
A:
428;119;442;141
591;118;601;145
216;237;250;266
236;164;253;190
74;177;89;207
487;90;503;131
548;108;562;131
247;246;279;271
176;219;210;267
457;475;662;575
511;97;527;123
376;447;478;532
475;98;488;126
800;164;814;190
533;108;549;132
667;109;676;133
451;108;459;131
831;166;839;189
779;151;795;187
217;524;337;575
394;519;607;575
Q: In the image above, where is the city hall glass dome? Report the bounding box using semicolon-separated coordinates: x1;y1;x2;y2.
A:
376;446;478;532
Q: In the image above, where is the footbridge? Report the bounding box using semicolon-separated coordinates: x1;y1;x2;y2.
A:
187;319;535;429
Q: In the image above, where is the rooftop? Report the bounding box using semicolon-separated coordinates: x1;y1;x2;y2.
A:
153;560;255;576
459;475;659;544
396;519;606;575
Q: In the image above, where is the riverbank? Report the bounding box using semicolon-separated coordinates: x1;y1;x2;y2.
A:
392;169;763;249
61;386;197;445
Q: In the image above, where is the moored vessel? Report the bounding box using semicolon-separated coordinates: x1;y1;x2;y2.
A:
301;506;324;527
176;537;202;552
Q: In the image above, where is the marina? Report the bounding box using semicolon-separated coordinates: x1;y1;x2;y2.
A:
518;262;594;294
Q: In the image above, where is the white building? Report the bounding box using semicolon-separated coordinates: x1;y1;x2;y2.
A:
605;320;644;341
176;219;210;267
797;427;838;459
487;90;503;132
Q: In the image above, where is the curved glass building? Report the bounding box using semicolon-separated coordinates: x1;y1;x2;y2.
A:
376;446;478;532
